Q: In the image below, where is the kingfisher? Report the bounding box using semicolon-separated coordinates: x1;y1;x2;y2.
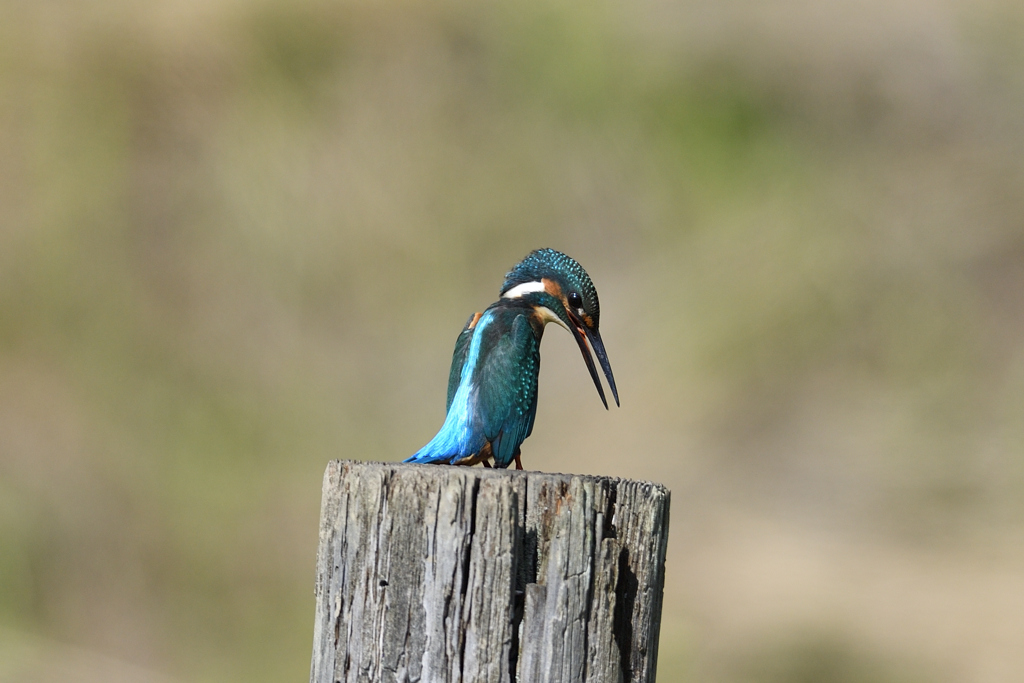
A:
404;248;618;470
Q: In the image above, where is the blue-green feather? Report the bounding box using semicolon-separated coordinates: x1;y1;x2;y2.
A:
408;248;610;468
447;314;476;412
479;312;539;467
406;302;542;467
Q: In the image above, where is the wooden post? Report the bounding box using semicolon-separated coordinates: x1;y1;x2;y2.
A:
309;461;671;683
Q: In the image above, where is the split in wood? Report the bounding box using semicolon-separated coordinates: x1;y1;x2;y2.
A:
310;461;671;683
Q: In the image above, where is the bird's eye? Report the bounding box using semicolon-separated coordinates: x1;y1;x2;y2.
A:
568;292;583;310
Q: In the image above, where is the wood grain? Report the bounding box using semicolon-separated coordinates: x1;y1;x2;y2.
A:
310;461;670;683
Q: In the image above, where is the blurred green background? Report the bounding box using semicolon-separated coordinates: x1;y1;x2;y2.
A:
2;0;1024;681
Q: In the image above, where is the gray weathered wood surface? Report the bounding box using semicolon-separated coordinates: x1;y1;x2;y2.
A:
310;461;670;683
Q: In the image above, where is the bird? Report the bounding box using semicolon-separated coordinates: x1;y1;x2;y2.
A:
404;248;618;470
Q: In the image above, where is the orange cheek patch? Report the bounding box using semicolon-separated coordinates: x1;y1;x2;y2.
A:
542;277;562;298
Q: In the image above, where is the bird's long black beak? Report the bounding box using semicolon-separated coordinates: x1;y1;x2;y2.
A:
568;318;619;410
585;326;619;408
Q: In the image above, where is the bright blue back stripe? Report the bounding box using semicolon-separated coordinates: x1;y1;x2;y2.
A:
405;311;492;462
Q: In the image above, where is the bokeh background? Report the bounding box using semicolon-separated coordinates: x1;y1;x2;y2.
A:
2;0;1024;681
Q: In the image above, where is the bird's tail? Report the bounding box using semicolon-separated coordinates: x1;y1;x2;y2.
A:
403;446;451;464
403;422;485;465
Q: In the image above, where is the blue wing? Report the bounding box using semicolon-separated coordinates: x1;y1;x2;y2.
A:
478;314;540;468
405;312;491;464
447;314;477;412
405;308;540;468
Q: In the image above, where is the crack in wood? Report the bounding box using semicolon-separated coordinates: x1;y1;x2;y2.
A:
310;461;669;683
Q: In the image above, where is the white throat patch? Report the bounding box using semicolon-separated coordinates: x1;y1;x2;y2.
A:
502;281;547;299
535;306;569;330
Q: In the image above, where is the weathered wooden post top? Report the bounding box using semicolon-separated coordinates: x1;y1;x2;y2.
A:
309;461;670;683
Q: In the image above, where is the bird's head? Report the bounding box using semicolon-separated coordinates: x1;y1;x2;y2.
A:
500;248;619;408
